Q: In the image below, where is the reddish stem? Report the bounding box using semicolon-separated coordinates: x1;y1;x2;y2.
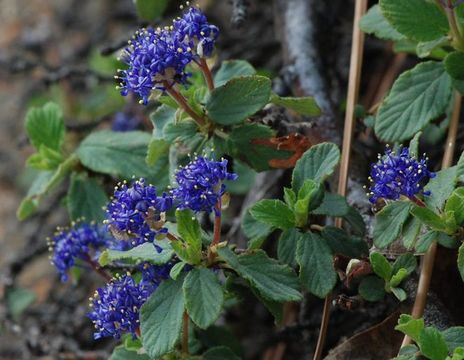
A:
409;196;427;207
198;58;215;91
135;327;141;338
166;232;179;242
163;81;206;126
85;256;111;281
182;311;189;354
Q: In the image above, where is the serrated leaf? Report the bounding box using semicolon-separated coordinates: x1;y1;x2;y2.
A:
217;247;302;302
360;4;405;41
292;143;340;191
391;287;408;301
321;226;368;258
134;0;168;21
392;253;417;276
67;172;108;222
249;199;295;230
443;327;464;353
312;193;350;217
375;61;453;142
206;76;271;125
296;232;337;298
445;187;464;225
373;201;412;248
277;228;300;266
25;102;65;151
109;345;150;360
146;139;169;167
419;327;449;360
410;205;450;233
99;241;174;266
358;276;386;302
203;346;241;360
76;130;158;181
140;278;185;359
425;166;458;212
370;252;393;281
380;0;449;42
270;94;321;116
395;314;424;343
402;215;422;249
294;179;324;227
183;268;223;329
390;269;409;287
445;52;464;80
214;60;256;87
242;210;273;249
416;36;449;59
170;261;187;280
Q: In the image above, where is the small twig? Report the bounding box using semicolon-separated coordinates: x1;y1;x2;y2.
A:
182;311;190;354
400;92;462;348
163;81;206;126
84;255;112;281
313;1;367;359
198;58;215;91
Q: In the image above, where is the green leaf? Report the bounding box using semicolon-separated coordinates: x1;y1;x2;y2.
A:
170;212;202;265
360;4;405;41
391;287;408;301
312;193;350;217
402;215;422;249
375;61;453;142
6;287;36;320
183;268;223;329
373;201;412;248
358;276;386;302
445;52;464;81
392;253;417;276
415;231;437;253
321;226;368;258
197;326;243;357
249;199;295;230
27;144;63;170
292;143;340;191
458;243;464;282
343;206;367;237
296;232;337;298
380;0;449;42
425;166;458;212
203;346;241;360
294;180;324;227
146;139;169;167
416;36;449;59
409;132;422;158
242;210;273;249
390;268;409;287
134;0;168;21
25;102;65;151
270;94;321;116
370;252;393;281
99;241;174;266
227;123;292;172
419;327;449;360
214;60;256;87
109;345;150;360
76;131;158;181
140;278;185;359
283;187;297;208
217;248;302;302
67;172;108;222
206;76;272;125
443;327;464;353
277;228;300;266
170;261;187;280
445;187;464;225
395;314;425;343
398;345;420;357
17;155;79;220
410;205;450;233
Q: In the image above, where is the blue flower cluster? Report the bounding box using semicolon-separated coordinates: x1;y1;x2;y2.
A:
368;147;435;204
48;223;109;282
172;156;237;214
88;263;174;339
118;5;218;104
105;178;173;248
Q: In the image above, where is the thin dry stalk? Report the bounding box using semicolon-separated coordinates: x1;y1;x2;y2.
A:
400;92;462;349
313;1;368;359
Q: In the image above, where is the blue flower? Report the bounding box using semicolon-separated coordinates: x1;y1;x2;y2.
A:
88;262;176;340
172;156;237;214
88;274;146;340
48;223;109;282
111;112;141;132
119;28;194;104
173;6;219;57
105;178;173;248
368;147;435;204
